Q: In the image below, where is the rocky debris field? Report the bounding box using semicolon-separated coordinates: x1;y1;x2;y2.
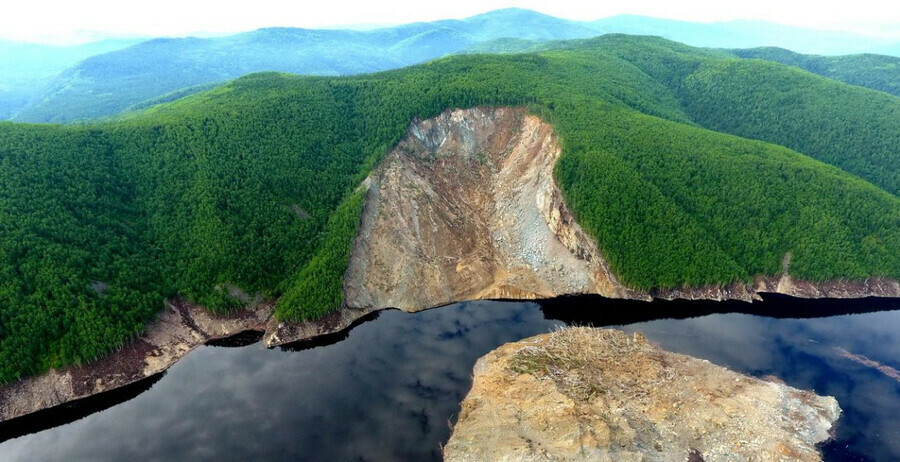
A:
444;327;840;462
344;107;628;311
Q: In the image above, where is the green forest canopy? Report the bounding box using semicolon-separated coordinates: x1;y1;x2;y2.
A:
0;35;897;383
730;47;899;97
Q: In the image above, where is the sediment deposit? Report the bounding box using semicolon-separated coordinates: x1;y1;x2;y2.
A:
444;327;841;462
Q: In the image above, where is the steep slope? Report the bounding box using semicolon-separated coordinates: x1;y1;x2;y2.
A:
731;47;900;96
343;108;626;311
4;107;896;423
343;107;899;312
0;38;898;386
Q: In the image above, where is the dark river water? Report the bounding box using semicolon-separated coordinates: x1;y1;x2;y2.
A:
1;295;898;461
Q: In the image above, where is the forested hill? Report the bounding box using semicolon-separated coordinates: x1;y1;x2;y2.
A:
475;38;900;97
6;8;897;124
731;47;900;96
582;35;900;194
0;36;897;384
9;9;598;123
0;38;143;119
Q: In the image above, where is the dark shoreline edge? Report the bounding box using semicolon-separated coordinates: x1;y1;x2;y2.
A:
0;373;166;443
1;293;896;442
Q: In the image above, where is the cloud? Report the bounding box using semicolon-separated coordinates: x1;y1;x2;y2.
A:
3;0;898;44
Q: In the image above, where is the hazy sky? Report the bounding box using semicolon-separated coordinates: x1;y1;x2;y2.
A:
4;0;899;44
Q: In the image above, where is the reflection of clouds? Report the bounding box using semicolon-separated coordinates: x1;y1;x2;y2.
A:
621;309;900;461
829;377;900;457
798;311;900;366
0;300;562;462
0;302;895;461
620;313;779;372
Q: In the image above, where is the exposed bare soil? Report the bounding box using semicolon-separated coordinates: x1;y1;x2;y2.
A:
343;107;632;310
444;327;841;462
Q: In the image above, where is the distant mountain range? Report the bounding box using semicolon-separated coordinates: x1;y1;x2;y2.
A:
588;15;899;56
0;38;143;119
2;8;897;123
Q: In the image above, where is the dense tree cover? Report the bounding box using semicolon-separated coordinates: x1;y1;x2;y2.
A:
1;37;898;383
0;124;161;379
277;189;366;321
731;47;899;96
554;108;898;286
592;35;900;195
679;61;899;195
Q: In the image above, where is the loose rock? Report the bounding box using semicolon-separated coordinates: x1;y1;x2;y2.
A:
444;327;840;462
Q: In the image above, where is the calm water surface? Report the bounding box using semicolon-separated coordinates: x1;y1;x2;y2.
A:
1;296;898;461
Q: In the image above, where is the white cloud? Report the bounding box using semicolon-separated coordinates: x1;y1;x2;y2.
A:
3;0;899;44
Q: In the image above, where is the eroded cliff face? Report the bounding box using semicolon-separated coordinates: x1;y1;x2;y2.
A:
444;328;841;462
343;107;630;311
344;107;900;307
2;106;896;423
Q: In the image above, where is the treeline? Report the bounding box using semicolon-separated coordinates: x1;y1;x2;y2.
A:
731;47;900;97
0;36;897;383
592;35;900;195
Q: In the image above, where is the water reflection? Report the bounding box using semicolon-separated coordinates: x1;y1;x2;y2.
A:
0;297;897;461
0;373;165;443
615;311;900;461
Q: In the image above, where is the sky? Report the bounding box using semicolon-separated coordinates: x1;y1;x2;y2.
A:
3;0;899;44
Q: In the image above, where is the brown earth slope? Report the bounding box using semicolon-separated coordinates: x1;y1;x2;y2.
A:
444;327;841;462
343;107;633;309
0;299;270;422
